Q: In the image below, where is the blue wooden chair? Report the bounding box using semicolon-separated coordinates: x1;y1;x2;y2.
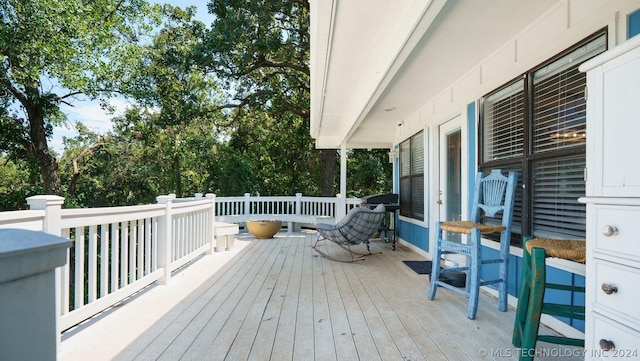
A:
428;169;517;319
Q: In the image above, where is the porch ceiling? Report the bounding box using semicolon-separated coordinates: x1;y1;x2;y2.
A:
310;0;560;149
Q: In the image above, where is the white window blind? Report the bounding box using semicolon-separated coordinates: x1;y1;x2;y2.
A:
532;156;586;239
479;32;605;244
532;36;606;153
399;131;424;221
482;80;524;162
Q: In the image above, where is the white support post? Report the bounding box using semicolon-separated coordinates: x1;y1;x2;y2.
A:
335;194;346;221
295;193;302;215
206;194;216;254
0;229;70;361
340;143;347;199
26;195;65;355
26;195;65;236
156;195;173;284
244;193;251;220
291;193;303;233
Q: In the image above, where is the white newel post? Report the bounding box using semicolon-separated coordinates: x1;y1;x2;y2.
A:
244;193;251;219
156;195;173;284
336;194;346;221
0;229;71;361
206;193;216;254
26;195;64;236
295;193;302;215
26;195;65;355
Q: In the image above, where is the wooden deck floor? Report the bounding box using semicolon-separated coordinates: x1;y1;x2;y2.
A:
60;231;584;361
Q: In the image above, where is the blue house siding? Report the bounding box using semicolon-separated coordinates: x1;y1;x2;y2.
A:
629;7;640;39
397;220;429;252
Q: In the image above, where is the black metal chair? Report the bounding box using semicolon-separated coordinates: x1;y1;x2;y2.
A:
312;204;386;262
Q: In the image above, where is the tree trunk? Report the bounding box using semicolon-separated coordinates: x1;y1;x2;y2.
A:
319;149;337;196
29;106;61;195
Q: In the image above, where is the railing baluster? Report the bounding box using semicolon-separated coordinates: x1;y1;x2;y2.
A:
151;217;157;272
111;222;118;293
74;227;84;309
137;220;144;279
100;224;108;298
61;228;71;314
88;225;97;303
145;218;152;275
130;220;137;282
120;222;128;287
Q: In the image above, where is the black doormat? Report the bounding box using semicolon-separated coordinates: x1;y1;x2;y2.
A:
403;260;433;275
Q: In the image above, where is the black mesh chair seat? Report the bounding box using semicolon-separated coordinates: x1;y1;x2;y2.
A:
313;204;386;262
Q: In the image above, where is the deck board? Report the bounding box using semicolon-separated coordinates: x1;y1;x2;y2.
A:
60;231;584;361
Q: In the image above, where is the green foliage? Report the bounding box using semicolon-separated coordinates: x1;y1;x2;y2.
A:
0;155;42;210
0;0;161;194
346;149;393;198
202;0;310;117
0;1;393;209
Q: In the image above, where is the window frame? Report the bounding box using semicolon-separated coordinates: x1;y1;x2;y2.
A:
399;131;425;221
478;29;607;246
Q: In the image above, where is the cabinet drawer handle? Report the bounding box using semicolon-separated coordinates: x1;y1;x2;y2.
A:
599;338;615;351
601;283;618;295
601;225;618;237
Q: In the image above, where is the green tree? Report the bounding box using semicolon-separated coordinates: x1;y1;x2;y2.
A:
132;5;222;196
0;0;160;195
346;149;393;198
201;0;338;196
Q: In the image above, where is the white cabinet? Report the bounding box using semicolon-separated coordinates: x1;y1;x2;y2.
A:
580;36;640;360
583;36;640;197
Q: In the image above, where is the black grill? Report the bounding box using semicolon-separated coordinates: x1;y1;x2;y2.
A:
361;193;399;250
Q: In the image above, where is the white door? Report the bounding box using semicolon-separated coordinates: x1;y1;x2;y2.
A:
437;117;462;244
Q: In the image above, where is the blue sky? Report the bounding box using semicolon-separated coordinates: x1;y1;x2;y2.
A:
52;1;214;153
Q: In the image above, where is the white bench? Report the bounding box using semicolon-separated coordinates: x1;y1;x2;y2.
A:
213;222;240;252
286;215;335;232
214;215;336;234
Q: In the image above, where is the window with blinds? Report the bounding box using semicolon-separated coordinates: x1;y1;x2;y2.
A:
482;80;525;161
479;31;606;244
532;35;605;153
399;131;424;221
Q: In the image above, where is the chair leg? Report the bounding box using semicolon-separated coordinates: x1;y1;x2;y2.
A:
512;247;546;361
467;228;481;319
512;238;532;348
498;229;510;312
312;234;369;262
427;222;443;300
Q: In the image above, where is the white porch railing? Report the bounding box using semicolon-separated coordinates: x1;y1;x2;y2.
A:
212;192;360;223
0;193;360;334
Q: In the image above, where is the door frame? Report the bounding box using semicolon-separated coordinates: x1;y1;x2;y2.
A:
429;112;470;256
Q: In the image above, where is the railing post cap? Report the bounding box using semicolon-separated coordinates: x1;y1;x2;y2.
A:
0;229;71;283
205;193;216;199
156;195;174;204
26;195;65;208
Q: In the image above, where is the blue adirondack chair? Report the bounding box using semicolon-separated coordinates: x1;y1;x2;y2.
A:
428;169;517;319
